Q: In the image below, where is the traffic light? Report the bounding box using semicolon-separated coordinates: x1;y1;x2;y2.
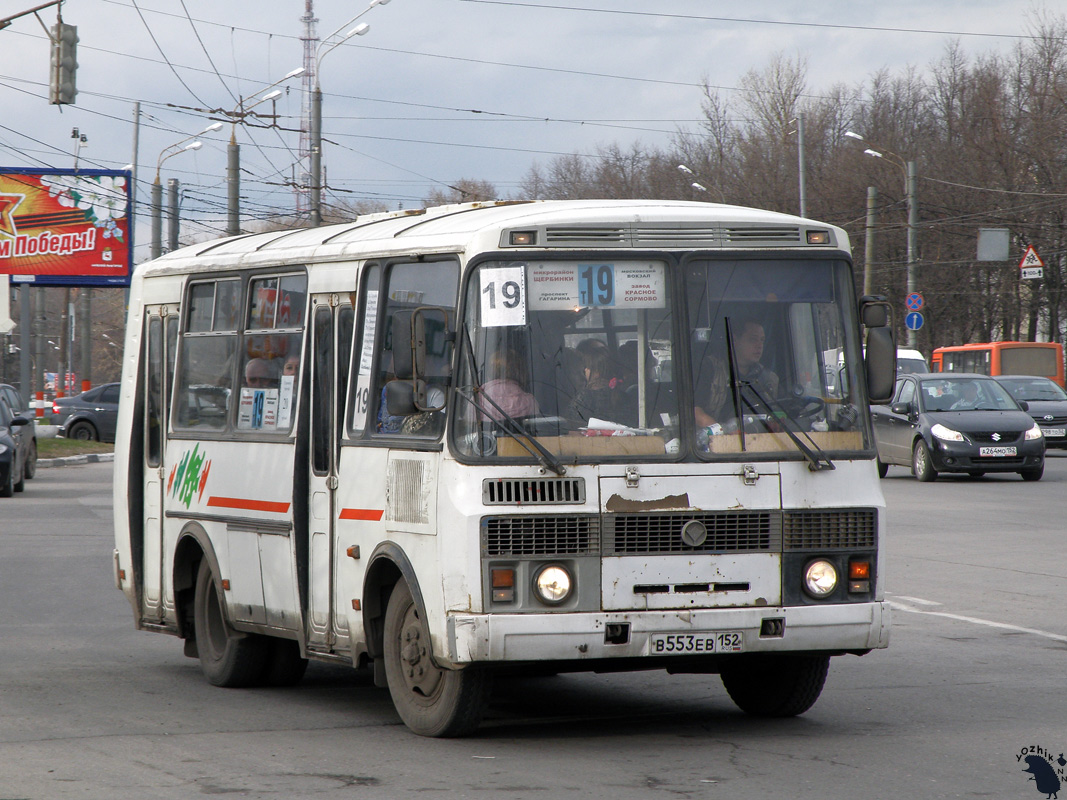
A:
49;22;78;105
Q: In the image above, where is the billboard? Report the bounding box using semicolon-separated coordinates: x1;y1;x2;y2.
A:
0;168;132;286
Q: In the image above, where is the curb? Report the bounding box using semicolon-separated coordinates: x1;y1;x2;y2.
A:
37;453;116;468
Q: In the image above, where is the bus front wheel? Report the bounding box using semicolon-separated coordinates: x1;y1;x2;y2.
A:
193;559;267;687
720;654;830;717
383;580;491;737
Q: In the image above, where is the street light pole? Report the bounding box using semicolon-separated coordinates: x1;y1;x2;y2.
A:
310;84;323;226
152;139;206;260
224;69;304;235
311;0;392;227
846;131;919;347
677;164;725;203
796;112;807;218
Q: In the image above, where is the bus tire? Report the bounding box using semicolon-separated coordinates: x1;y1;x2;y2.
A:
720;654;829;717
193;559;267;687
261;638;308;687
383;580;490;737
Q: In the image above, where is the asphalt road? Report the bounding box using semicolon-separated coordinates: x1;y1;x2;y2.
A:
1;457;1065;799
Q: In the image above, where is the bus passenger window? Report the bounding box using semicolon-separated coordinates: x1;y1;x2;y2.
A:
238;273;307;433
174;278;240;430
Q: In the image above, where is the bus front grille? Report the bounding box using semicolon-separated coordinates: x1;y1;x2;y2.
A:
483;515;600;556
604;511;781;555
782;508;877;550
482;508;877;557
482;477;586;505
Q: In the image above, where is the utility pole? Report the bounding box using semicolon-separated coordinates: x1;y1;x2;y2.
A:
796;111;806;218
227;132;240;236
905;160;919;348
167;178;180;252
864;187;877;297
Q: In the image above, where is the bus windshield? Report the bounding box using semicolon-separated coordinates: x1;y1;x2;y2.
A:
451;257;871;462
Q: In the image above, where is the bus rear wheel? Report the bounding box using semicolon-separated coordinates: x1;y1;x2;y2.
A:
193;559;268;687
383;580;491;737
720;654;830;717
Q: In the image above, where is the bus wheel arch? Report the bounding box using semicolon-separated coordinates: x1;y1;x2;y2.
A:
362;543;423;668
173;523;218;644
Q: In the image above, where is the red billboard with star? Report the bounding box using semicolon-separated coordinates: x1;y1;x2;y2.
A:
0;168;132;286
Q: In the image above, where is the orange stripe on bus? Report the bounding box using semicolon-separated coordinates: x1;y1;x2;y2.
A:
339;508;384;521
206;496;291;514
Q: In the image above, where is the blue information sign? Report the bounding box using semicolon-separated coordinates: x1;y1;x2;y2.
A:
905;311;924;331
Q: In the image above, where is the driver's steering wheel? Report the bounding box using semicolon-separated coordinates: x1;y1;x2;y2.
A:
774;395;826;424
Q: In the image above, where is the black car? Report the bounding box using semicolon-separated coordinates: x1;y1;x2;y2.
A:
994;375;1067;450
872;373;1045;481
0;394;34;496
54;382;120;442
0;383;38;486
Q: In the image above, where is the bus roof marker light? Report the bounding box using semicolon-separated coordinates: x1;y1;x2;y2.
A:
510;230;535;246
806;230;831;245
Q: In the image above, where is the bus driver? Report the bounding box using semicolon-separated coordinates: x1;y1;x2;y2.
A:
695;318;778;429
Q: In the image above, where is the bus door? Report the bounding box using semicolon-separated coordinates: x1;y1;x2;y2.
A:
306;295;354;653
141;304;178;623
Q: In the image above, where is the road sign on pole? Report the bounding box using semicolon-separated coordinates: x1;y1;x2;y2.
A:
1020;245;1044;280
905;292;924;311
905;311;924;331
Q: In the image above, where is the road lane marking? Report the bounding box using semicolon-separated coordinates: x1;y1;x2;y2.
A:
891;595;942;607
889;599;1067;644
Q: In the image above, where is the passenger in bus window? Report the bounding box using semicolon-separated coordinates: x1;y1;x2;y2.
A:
282;354;300;378
478;349;539;423
567;339;623;423
695;318;778;428
245;357;277;389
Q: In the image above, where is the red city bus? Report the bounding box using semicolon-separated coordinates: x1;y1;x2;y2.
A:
931;342;1065;387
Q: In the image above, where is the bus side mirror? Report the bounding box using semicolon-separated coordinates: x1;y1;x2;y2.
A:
860;296;896;404
859;295;889;328
390;308;451;412
385;379;418;416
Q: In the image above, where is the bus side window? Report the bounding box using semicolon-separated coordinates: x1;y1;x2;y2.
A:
237;273;307;433
174;279;240;430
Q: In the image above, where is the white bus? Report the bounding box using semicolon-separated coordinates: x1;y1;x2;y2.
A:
113;200;896;737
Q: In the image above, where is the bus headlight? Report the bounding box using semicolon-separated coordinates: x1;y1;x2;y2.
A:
533;565;572;605
803;559;838;599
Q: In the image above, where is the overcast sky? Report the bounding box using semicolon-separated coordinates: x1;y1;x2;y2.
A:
0;0;1056;260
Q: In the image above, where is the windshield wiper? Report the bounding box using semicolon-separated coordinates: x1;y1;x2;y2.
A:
739;382;835;471
454;388;567;476
456;324;566;476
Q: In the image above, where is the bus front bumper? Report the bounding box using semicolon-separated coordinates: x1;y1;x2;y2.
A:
445;601;890;665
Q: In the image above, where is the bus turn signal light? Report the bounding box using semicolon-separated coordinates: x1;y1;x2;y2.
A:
848;560;871;593
491;567;516;603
